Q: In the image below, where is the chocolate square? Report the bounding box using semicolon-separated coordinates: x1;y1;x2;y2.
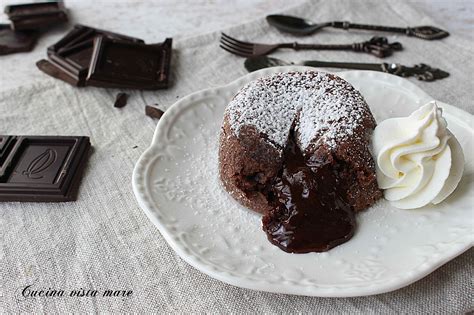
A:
0;136;90;202
87;37;172;89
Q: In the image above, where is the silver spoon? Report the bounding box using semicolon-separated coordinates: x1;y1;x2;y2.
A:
266;15;449;40
244;56;449;82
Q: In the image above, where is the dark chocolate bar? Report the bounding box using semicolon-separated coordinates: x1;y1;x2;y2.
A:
87;37;172;89
0;136;90;202
0;24;38;55
5;1;68;30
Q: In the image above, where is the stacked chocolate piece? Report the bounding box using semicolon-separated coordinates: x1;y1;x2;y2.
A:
0;1;68;55
37;24;173;89
5;1;68;30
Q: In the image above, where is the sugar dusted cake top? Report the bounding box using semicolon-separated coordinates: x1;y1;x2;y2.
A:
226;71;371;152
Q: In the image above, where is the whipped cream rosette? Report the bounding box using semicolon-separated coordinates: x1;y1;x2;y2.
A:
373;101;465;209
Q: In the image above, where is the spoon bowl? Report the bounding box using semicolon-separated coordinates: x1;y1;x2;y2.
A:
266;14;329;35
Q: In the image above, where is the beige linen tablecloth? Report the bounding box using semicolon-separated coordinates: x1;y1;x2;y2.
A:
1;0;473;313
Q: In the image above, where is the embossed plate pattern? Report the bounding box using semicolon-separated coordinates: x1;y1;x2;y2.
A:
132;67;473;297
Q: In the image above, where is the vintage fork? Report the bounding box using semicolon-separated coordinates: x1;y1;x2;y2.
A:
220;33;402;58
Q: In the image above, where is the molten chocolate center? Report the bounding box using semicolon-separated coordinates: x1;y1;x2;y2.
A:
262;131;356;253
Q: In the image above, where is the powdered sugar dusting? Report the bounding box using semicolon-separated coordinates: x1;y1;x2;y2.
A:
226;71;369;151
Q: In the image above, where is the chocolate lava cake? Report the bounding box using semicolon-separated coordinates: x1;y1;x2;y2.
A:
218;71;382;253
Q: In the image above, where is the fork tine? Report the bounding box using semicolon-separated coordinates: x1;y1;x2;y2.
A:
219;44;252;57
220;42;253;55
219;44;247;57
220;37;253;53
221;33;254;48
219;38;253;54
221;33;250;45
220;36;253;52
219;43;252;57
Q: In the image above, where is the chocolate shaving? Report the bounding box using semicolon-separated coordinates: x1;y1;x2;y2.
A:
145;105;164;120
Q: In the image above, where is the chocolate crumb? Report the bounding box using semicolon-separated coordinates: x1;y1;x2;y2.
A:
145;105;164;120
114;92;128;108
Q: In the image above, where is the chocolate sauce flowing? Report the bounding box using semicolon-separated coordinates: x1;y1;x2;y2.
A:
262;131;356;253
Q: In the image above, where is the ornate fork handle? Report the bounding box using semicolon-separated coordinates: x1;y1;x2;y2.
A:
381;63;450;81
331;21;449;40
287;37;402;58
352;37;403;58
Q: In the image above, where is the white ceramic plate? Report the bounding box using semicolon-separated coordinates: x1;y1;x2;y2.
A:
132;67;473;297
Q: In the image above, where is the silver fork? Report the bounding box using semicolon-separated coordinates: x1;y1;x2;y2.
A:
220;33;402;58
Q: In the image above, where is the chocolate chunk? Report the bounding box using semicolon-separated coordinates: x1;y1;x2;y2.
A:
87;36;172;90
0;24;38;55
114;93;128;108
5;1;68;31
39;24;171;90
0;136;90;202
145;105;164;119
36;59;80;86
